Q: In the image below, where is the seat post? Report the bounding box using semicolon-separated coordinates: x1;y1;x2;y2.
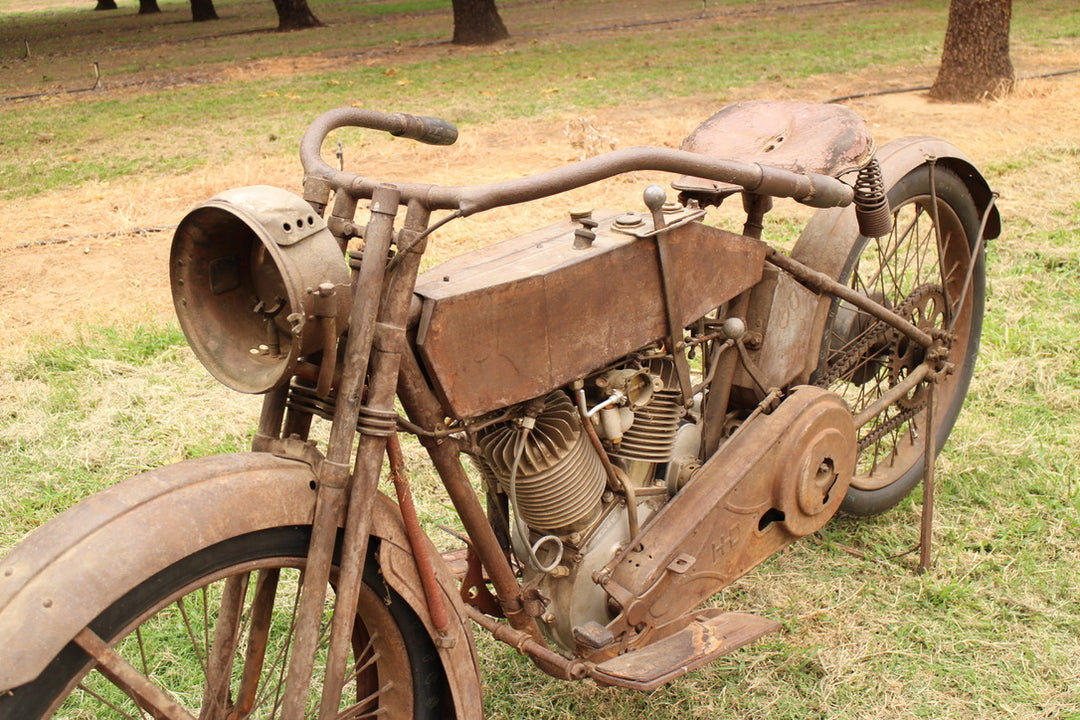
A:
741;192;773;239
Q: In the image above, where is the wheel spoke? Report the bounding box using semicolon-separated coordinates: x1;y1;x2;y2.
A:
75;680;147;720
807;166;983;510
254;570;305;718
73;627;197;720
219;568;278;719
199;572;249;719
7;516;441;719
135;626;150;678
174;594;208;679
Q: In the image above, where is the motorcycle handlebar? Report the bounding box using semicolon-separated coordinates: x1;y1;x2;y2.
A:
300;108;458;168
299;107;854;214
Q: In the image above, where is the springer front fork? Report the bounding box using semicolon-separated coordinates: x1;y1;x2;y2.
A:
250;185;428;719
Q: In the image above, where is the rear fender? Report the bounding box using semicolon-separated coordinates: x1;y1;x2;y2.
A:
792;135;1000;279
0;452;482;718
774;136;999;381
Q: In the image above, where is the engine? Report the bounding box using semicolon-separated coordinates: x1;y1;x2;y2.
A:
476;390;607;535
410;205;770;651
473;355;694;651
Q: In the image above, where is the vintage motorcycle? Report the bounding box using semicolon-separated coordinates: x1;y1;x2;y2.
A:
0;100;997;718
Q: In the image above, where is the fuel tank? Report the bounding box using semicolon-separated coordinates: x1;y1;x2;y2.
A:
412;209;766;419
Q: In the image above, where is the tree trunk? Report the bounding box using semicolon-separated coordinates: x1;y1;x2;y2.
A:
930;0;1014;101
452;0;509;45
272;0;323;31
138;0;161;14
191;0;218;22
94;0;118;10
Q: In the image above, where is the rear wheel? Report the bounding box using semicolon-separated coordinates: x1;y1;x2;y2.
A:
806;165;985;516
0;526;447;719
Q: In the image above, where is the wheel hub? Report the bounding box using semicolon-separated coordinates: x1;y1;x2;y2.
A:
887;284;948;410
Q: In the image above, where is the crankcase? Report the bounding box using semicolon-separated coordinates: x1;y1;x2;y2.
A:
598;386;855;637
412;212;765;419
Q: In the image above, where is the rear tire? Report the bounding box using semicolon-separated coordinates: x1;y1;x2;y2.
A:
801;165;985;516
0;526;448;719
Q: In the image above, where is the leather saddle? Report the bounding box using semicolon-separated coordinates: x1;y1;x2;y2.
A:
674;100;876;203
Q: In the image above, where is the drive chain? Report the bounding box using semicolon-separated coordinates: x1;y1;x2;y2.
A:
817;284;944;453
816;284;942;389
857;404;921;453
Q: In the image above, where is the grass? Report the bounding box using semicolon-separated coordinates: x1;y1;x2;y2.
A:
0;326;261;548
2;0;1078;199
2;0;1080;718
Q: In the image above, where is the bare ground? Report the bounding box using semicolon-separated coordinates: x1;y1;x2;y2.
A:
1;40;1078;357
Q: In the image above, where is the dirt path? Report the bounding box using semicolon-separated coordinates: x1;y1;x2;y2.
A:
2;42;1078;357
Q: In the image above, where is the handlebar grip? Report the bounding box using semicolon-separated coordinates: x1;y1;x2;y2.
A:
390;113;459;146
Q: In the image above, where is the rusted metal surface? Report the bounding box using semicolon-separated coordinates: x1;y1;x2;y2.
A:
597;386;855;643
0;455;482;719
230;569;281;717
316;191;431;720
731;264;821;399
792;136;999;283
73;627;197;720
673;100;875;201
414;215;765;418
919;381;937;574
396;345;545;641
589;609;780;691
0;454;313;691
767;248;936;349
280;183;405;720
300;109;856;213
0;103;996;713
171;185;351;394
388;432;450;634
464;604;589;682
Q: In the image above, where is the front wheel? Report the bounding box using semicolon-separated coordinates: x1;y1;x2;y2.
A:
0;526;448;720
804;164;986;516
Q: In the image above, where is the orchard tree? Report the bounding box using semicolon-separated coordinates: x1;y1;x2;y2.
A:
138;0;161;14
272;0;322;30
452;0;508;45
930;0;1014;101
93;0;117;10
191;0;218;21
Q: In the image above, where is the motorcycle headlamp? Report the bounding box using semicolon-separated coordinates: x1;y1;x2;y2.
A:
170;186;350;394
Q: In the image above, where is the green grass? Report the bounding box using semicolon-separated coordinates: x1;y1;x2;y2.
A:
2;189;1078;717
3;0;1079;198
0;325;261;550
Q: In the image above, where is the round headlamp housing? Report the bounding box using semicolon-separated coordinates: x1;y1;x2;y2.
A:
171;185;350;394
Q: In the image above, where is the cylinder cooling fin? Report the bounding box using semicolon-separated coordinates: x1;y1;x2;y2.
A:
477;391;607;534
610;358;682;463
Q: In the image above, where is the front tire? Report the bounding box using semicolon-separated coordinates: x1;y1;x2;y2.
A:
0;526;448;719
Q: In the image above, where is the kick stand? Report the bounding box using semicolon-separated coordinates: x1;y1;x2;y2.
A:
918;379;936;574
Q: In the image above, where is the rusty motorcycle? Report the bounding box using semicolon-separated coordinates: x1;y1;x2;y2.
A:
0;100;998;718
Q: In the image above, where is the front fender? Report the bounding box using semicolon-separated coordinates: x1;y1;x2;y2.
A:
0;452;482;718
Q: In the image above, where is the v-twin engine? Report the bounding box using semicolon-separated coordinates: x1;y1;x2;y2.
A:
473;358;688;650
473;355;855;654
